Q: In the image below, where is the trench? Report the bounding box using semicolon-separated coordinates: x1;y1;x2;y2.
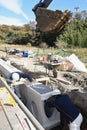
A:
0;57;87;130
12;62;87;130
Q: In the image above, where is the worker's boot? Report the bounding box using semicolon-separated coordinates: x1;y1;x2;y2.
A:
69;113;83;130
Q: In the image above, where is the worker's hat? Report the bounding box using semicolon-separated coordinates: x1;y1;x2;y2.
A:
12;73;20;81
52;89;61;96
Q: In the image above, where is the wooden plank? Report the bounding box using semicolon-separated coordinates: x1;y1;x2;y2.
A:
0;87;32;130
50;77;71;85
36;77;50;85
0;106;12;130
36;77;50;82
56;78;71;85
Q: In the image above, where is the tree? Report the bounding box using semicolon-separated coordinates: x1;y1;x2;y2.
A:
57;10;87;48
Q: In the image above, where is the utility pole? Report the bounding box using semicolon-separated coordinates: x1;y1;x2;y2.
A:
74;6;80;12
74;6;80;20
74;6;80;46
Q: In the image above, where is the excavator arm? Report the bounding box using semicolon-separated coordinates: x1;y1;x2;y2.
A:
32;0;72;33
41;0;53;8
32;0;53;12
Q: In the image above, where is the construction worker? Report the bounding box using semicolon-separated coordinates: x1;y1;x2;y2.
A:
32;0;53;12
6;71;33;84
6;72;33;98
45;89;83;130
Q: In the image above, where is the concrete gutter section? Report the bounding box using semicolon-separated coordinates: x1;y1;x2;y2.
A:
0;59;21;77
0;59;45;130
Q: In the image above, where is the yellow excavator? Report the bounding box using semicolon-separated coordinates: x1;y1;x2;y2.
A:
32;0;72;33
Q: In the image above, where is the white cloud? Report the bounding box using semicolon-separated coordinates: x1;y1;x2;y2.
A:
0;15;25;26
0;0;29;20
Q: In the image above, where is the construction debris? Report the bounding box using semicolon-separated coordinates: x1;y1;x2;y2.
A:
45;53;87;73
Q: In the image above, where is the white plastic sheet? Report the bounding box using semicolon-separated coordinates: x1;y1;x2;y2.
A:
66;54;87;73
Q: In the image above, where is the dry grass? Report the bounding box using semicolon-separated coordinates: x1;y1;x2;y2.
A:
0;44;87;66
0;44;38;52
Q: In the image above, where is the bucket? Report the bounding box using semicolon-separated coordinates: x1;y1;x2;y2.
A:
23;51;28;57
43;56;47;62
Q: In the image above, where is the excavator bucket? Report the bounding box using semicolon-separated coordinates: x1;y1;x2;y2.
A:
43;0;53;8
35;8;72;33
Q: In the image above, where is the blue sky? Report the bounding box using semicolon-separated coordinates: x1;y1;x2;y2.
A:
0;0;87;26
